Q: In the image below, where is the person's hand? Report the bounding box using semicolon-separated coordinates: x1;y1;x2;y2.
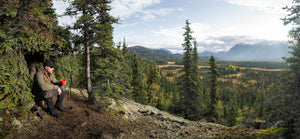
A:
58;88;62;95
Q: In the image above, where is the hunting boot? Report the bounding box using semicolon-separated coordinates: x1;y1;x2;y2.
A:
45;98;59;118
55;87;67;112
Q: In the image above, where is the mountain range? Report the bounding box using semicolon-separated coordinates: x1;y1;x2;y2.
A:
129;41;291;62
199;41;291;61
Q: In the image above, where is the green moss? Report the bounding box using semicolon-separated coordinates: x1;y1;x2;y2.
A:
251;127;287;137
0;51;34;113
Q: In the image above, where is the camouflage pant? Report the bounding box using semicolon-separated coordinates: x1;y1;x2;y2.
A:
43;86;66;99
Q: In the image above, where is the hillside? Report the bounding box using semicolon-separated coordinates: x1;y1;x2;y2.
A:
129;46;183;64
7;89;269;138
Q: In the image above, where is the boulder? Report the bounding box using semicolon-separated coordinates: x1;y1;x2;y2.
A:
12;119;22;129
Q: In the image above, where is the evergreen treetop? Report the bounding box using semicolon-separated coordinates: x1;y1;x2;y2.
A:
0;0;68;54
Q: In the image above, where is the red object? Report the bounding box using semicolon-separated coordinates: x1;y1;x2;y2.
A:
60;79;66;85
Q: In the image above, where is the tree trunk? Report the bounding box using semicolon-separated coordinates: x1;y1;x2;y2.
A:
29;63;36;78
86;42;94;104
82;6;94;104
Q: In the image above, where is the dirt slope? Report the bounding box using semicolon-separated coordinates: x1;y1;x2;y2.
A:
11;92;258;139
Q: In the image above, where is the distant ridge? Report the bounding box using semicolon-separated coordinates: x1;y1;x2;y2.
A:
199;41;290;61
128;46;182;64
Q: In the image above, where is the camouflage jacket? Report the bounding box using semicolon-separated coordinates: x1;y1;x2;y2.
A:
34;67;60;91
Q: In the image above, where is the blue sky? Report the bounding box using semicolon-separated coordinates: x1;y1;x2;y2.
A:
54;0;293;53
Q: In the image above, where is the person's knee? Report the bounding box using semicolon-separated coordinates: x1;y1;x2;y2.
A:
43;90;57;98
58;86;66;97
60;86;66;92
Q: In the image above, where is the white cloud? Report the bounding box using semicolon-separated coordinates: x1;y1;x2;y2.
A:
190;23;211;41
213;15;291;41
148;22;210;45
151;8;174;16
204;39;225;45
118;26;184;53
150;26;183;45
117;22;139;28
224;0;293;14
124;16;290;53
139;8;174;20
124;23;212;53
111;0;161;19
138;8;175;20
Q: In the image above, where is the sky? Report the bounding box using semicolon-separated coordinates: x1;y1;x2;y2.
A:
53;0;293;54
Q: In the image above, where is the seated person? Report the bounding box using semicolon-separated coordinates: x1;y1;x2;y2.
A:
33;60;67;118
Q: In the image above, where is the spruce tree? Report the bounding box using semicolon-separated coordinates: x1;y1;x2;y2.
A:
65;0;119;103
116;41;121;50
122;38;129;56
190;40;203;120
65;0;95;103
92;0;130;101
208;55;220;122
282;0;300;137
181;20;201;119
146;62;159;106
226;103;238;126
131;52;145;103
147;62;158;85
